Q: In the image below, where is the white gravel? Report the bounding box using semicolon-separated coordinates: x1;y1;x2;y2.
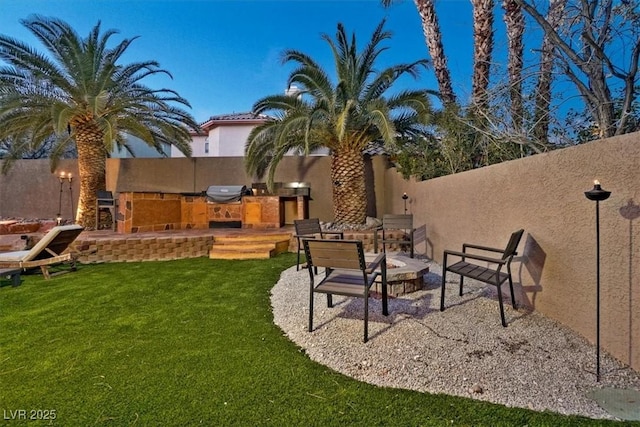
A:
270;260;640;420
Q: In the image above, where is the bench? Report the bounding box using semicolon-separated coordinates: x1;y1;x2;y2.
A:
440;229;524;326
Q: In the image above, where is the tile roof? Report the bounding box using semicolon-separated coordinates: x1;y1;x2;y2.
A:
199;112;271;131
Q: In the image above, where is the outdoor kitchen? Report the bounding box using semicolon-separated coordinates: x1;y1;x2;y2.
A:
115;182;311;233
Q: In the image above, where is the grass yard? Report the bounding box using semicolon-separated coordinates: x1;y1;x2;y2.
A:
0;255;634;426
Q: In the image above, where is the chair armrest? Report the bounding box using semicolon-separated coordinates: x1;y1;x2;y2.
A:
294;234;317;240
444;249;506;265
462;243;505;253
365;252;386;273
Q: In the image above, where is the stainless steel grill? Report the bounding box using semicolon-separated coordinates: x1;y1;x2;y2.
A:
205;185;248;203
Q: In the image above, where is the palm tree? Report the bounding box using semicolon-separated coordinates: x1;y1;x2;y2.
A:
503;0;525;132
0;16;198;227
471;0;495;113
382;0;456;106
245;20;435;225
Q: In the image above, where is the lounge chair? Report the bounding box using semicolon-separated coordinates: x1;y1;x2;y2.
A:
0;224;84;279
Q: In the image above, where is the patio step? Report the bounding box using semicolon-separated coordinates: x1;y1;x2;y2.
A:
209;233;292;260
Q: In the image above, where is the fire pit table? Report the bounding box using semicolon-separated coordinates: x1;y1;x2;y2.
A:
368;252;430;297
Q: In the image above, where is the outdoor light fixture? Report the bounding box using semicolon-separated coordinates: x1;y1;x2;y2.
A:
55;171;75;224
584;179;611;382
402;192;408;214
67;173;74;223
56;172;66;225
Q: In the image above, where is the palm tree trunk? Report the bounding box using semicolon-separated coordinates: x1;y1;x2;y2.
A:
503;0;525;133
413;0;457;106
73;121;107;228
471;0;495;113
331;149;367;225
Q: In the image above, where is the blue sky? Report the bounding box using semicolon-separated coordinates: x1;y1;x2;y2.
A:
0;0;493;123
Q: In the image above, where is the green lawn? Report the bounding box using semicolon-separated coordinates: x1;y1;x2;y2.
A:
0;255;633;426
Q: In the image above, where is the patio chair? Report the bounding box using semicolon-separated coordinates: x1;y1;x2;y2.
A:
440;229;524;327
96;190;117;231
294;218;344;271
374;214;415;258
0;224;84;279
303;238;388;343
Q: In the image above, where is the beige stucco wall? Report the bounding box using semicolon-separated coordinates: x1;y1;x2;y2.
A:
1;132;639;371
383;132;640;372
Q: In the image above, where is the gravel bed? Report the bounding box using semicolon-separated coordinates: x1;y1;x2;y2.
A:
271;260;640;420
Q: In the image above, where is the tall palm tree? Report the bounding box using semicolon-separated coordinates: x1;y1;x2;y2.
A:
382;0;457;106
471;0;495;113
503;0;525;132
245;20;435;225
0;16;198;227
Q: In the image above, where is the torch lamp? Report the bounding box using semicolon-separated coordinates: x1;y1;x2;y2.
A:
584;179;611;382
67;173;74;223
56;172;66;225
402;193;408;214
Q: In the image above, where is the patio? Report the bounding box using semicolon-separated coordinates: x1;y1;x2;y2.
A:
272;260;640;421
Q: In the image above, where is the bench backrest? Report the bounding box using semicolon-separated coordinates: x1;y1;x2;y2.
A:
502;229;525;260
303;239;366;271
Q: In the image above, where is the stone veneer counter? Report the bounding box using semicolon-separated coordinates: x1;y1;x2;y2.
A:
116;192;308;233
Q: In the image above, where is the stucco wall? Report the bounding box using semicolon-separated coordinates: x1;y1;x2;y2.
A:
1;133;638;371
383;132;640;372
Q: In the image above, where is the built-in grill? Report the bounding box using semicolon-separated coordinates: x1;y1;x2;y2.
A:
205;185;249;203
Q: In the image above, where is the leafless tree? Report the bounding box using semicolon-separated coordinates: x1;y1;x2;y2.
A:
515;0;640;138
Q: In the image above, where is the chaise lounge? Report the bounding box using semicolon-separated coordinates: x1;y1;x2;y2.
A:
0;224;84;279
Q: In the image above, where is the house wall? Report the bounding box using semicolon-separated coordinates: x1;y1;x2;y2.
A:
172;135;208;158
215;125;254;156
1;131;639;371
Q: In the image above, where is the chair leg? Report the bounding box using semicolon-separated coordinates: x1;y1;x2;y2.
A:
364;289;369;343
381;282;388;317
308;287;314;332
459;276;464;296
296;238;302;271
496;283;507;327
326;294;333;308
507;268;517;309
440;270;447;311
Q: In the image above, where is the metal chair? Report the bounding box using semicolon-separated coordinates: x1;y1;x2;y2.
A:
374;214;415;258
293;218;344;271
95;190;117;231
303;238;388;343
440;229;524;327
